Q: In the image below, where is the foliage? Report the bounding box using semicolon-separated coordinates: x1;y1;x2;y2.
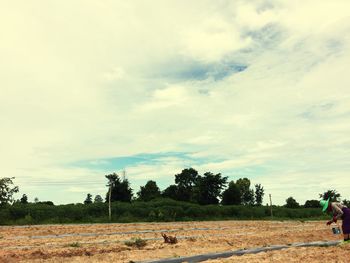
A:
304;199;320;208
285;197;300;208
221;181;241;205
137;180;161;201
236;178;255;205
0;199;326;225
105;173;133;202
20;194;28;204
319;189;341;202
84;193;93;204
342;199;350;207
254;184;264;206
94;195;103;203
174;168;199;202
193;172;228;205
38;201;54;205
67;242;81;248
162;185;179;200
0;177;19;205
124;238;147;249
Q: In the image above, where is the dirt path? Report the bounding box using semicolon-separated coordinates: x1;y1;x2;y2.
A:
0;220;342;262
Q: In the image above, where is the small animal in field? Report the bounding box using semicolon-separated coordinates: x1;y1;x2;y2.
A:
161;233;178;244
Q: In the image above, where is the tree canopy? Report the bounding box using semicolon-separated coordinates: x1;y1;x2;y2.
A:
193;172;228;205
285;197;300;208
221;181;241;205
84;193;93;204
105;173;133;202
0;177;19;205
137;180;161;201
236;178;255;205
174;168;199;202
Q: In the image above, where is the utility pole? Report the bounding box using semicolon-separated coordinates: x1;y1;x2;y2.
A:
108;183;112;221
269;194;273;218
122;169;126;181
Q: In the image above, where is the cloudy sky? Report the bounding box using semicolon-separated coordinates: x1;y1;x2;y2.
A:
1;0;350;205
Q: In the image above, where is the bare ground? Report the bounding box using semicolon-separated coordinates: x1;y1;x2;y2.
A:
0;220;343;262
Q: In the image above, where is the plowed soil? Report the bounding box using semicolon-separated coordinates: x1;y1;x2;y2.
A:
0;220;344;262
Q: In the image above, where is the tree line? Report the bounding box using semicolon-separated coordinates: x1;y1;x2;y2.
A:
1;170;349;209
86;168;266;207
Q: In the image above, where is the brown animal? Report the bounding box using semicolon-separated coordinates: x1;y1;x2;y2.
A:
161;233;178;244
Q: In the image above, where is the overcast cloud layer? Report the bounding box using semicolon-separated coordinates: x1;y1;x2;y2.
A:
1;0;350;204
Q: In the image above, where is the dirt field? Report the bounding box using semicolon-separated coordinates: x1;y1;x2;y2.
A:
0;220;346;262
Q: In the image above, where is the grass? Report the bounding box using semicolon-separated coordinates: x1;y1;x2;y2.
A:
187;237;196;242
67;242;81;248
124;238;147;249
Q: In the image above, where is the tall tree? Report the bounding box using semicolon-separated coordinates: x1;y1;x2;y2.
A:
137;180;161;201
221;181;241;205
94;195;103;203
285;196;300;208
254;184;264;206
193;172;228;205
105;173;133;202
84;193;93;204
0;177;19;205
162;185;179;200
174;168;199;202
319;189;341;202
20;194;28;204
236;178;255;205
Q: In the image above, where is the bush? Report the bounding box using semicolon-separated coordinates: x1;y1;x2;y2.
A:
124;238;147;249
0;199;326;225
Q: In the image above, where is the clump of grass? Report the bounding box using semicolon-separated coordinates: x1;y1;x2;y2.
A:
67;242;81;248
124;238;147;249
188;237;196;242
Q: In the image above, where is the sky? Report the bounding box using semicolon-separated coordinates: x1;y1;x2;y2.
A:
1;0;350;205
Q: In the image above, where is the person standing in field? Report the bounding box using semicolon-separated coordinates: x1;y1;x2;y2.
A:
320;198;350;242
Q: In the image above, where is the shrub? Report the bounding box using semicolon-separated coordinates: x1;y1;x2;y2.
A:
124;238;147;249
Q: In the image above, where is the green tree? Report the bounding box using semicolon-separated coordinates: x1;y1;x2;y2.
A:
0;177;19;205
221;181;241;205
343;199;350;207
193;172;228;205
162;185;179;200
175;168;199;202
236;178;254;205
94;195;103;203
285;197;300;208
84;193;93;204
137;180;161;201
105;173;133;202
254;184;264;206
20;194;28;204
304;199;320;208
319;189;341;202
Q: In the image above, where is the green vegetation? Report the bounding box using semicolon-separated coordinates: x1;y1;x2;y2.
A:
67;242;81;248
124;238;147;249
0;169;344;226
0;198;327;225
0;177;19;205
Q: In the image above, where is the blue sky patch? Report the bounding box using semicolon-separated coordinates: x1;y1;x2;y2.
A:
153;58;248;82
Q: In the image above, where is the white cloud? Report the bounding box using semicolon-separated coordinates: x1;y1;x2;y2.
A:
1;0;350;204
